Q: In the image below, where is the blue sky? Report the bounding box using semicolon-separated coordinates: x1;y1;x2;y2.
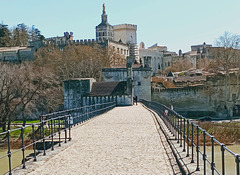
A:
1;0;239;52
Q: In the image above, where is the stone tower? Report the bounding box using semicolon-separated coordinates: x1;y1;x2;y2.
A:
96;4;114;44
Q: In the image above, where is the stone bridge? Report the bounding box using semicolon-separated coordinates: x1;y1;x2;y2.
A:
8;102;240;175
13;104;181;175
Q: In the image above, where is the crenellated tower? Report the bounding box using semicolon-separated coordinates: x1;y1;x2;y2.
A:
96;4;114;44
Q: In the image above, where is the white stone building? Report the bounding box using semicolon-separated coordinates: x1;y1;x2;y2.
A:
139;42;177;75
96;4;138;62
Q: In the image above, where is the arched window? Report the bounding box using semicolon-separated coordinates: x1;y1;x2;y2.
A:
121;49;123;54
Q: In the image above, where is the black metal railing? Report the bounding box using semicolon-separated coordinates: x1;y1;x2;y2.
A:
0;101;116;175
142;100;240;175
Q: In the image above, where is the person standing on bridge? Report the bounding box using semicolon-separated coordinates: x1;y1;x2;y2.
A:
133;95;138;105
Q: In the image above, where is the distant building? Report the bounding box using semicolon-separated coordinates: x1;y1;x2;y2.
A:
139;42;177;75
0;47;34;62
95;4;138;62
31;4;138;62
191;42;212;58
102;65;153;101
96;4;114;44
64;57;153;108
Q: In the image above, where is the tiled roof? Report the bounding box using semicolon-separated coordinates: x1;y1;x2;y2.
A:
174;76;206;83
90;81;127;96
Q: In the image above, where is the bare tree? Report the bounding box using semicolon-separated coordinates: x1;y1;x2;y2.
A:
207;31;240;117
164;58;193;73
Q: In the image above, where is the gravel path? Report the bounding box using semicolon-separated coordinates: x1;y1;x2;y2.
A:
26;104;173;175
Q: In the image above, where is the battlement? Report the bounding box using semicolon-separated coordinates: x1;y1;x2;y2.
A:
113;24;137;31
43;39;97;46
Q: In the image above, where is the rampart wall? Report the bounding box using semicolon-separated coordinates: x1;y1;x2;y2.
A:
152;73;240;118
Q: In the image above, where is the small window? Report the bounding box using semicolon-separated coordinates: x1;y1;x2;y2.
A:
138;82;141;86
232;94;237;100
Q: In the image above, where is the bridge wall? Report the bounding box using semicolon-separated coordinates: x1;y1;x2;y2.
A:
152;73;240;118
151;87;217;118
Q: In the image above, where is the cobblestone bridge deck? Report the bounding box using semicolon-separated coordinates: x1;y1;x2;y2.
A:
15;104;180;175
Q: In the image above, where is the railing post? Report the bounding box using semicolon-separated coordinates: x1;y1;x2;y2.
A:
69;115;71;141
221;144;225;175
64;116;67;143
42;121;46;156
174;115;177;140
51;119;54;151
236;154;240;175
191;122;194;163
183;118;186;152
177;116;180;143
187;120;189;157
21;127;26;168
54;119;56;135
180;117;182;147
203;130;206;175
196;126;200;171
7;130;12;175
32;124;37;161
211;136;215;175
58;117;61;147
170;115;173;135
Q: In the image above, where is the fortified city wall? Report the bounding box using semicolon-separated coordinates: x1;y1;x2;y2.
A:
152;73;240;118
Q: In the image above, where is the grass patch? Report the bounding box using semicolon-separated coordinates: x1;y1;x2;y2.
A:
12;120;40;124
196;122;240;145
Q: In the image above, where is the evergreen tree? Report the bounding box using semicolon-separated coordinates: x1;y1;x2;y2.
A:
29;25;45;41
0;24;11;46
12;23;29;46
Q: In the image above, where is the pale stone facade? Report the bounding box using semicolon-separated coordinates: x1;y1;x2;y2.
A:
108;40;129;57
102;67;153;101
191;42;212;58
113;24;137;44
139;43;177;75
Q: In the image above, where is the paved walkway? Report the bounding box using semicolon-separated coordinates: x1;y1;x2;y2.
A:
21;105;175;174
